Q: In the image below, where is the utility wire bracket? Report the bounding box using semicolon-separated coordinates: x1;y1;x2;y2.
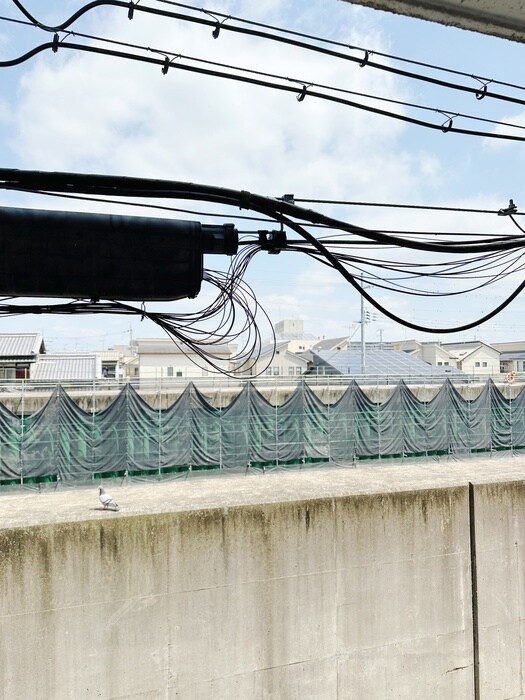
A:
498;198;518;216
259;230;287;254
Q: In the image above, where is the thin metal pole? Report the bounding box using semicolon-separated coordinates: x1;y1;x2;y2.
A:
361;273;366;374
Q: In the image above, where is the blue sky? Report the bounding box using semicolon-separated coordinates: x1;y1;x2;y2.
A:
0;0;525;350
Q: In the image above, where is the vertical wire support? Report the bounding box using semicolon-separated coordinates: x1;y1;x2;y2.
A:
91;378;96;479
158;375;162;478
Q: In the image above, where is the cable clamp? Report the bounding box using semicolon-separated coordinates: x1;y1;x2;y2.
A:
498;199;518;216
281;194;295;204
359;49;371;67
297;84;309;102
239;190;251;210
258;230;287;254
52;33;59;53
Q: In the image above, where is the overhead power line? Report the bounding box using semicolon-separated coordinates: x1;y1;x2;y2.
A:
5;1;525;140
10;0;525;107
1;33;525;142
2;168;525;336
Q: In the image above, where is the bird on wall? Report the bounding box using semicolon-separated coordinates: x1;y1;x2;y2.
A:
99;486;119;511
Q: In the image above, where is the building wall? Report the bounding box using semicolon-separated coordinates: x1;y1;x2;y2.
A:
458;347;500;375
259;350;307;377
139;352;230;378
5;482;522;699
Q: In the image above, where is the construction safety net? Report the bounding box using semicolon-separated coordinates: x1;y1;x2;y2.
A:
0;380;523;483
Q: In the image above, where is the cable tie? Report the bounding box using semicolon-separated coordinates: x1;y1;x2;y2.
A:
212;21;221;39
297;84;308;102
52;33;59;53
128;2;135;20
239;190;251;209
441;116;453;133
498;199;518;216
162;56;170;75
359;49;370;67
475;83;488;100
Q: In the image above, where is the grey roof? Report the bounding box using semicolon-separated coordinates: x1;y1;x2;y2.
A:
31;354;98;381
312;336;348;352
493;342;525;353
500;351;525;361
258;341;290;358
136;339;232;356
0;333;44;359
311;348;464;380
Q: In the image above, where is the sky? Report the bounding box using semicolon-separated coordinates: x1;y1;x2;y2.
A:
1;0;525;352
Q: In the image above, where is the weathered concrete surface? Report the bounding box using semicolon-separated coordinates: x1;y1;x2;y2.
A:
1;457;525;699
473;480;525;700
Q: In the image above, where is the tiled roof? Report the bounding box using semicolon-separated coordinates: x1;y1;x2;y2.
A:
0;333;43;358
30;354;99;381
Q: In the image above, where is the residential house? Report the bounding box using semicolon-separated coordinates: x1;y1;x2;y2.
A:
441;341;500;375
30;353;101;381
0;333;45;380
135;338;234;379
392;339;456;368
492;341;525;374
240;341;310;378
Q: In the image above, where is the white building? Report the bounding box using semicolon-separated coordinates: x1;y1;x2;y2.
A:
241;341;309;378
135;338;234;379
441;341;501;375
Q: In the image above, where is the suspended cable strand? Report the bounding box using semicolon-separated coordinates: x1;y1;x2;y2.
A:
2;169;525;335
10;0;525;109
155;0;525;96
1;37;524;142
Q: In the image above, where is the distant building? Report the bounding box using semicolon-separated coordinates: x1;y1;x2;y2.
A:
492;341;525;374
135;338;234;378
241;341;309;378
274;319;318;354
392;339;455;367
30;353;101;381
441;341;500;375
0;333;45;380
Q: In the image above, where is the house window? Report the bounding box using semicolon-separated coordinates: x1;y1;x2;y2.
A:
176;371;183;377
296;367;302;375
265;368;272;376
167;366;174;377
437;362;442;366
273;367;279;376
482;362;488;368
444;362;449;366
475;362;480;367
288;367;294;376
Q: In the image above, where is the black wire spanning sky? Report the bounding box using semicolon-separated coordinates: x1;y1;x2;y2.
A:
4;0;525;141
2;4;525;360
1;168;525;342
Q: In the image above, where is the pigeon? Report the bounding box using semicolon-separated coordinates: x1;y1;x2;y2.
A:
99;486;119;511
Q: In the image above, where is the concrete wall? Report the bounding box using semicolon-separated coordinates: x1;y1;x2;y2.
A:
1;477;525;698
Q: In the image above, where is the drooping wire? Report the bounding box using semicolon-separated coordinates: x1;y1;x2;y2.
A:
3;168;525;335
